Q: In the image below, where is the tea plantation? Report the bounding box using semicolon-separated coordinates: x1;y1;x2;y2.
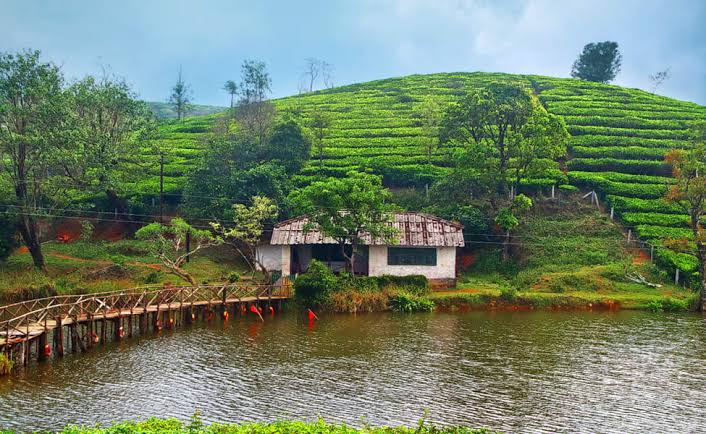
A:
144;72;706;277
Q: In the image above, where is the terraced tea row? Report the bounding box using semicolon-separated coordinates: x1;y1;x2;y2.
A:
143;72;705;277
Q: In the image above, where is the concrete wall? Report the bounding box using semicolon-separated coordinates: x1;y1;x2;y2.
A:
368;246;457;279
257;244;457;279
255;245;290;274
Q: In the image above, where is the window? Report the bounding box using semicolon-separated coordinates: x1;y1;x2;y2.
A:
387;247;437;266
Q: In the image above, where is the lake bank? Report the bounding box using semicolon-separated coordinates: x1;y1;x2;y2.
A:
431;284;697;312
24;417;491;434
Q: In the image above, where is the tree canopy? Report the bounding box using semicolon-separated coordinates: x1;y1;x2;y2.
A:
135;218;221;285
571;41;622;83
0;50;69;269
664;122;706;311
289;172;398;272
212;196;278;280
440;81;568;195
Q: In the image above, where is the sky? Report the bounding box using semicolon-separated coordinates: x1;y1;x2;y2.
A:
2;0;705;106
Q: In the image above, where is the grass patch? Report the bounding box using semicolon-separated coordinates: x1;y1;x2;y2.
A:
453;201;696;311
0;241;249;301
47;416;492;434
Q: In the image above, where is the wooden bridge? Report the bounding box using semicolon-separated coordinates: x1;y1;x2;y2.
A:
0;281;292;370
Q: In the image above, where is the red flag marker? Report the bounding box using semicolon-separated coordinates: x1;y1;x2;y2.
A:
250;305;264;322
307;309;319;321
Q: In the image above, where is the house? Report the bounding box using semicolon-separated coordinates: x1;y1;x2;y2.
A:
256;212;465;286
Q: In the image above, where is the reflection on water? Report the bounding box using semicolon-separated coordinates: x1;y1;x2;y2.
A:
1;310;705;433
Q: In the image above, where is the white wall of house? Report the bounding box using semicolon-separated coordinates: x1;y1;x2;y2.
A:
256;245;290;273
367;246;457;279
257;244;457;279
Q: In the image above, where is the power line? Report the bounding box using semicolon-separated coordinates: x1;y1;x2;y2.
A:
1;208;673;253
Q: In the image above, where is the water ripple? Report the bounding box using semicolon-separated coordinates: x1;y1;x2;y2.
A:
1;311;705;433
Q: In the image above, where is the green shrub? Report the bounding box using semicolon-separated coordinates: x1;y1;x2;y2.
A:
499;287;518;303
0;353;13;375
294;260;339;306
376;274;428;294
647;297;689;312
227;272;241;283
143;270;161;284
389;290;435;313
0;213;18;262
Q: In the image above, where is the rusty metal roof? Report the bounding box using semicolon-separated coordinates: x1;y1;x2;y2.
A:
269;212;464;247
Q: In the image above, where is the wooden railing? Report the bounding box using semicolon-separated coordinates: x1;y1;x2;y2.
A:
0;281;292;347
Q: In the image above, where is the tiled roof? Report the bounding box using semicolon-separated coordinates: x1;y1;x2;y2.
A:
270;212;464;247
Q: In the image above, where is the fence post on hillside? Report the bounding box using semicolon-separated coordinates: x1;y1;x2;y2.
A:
675;268;680;285
627;229;632;244
593;191;600;209
551;185;555;200
650;244;654;263
185;230;191;263
610;207;614;220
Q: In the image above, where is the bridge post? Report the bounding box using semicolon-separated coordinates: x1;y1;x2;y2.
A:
37;332;47;362
101;318;107;344
69;323;78;353
54;316;64;357
85;316;92;350
128;309;134;338
21;340;27;366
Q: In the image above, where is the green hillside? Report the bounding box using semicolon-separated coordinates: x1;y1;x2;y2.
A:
145;72;706;276
147;101;227;119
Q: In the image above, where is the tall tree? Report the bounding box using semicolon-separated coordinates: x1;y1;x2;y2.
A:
309;108;332;170
508;101;570;190
649;67;671;94
169;68;192;121
64;73;154;214
440;81;533;194
223;80;238;110
301;58;333;93
495;194;532;262
290;172;398;273
211;196;278;281
236;60;274;146
0;50;69;270
664;122;706;311
419;99;441;158
262;118;311;174
571;41;622;83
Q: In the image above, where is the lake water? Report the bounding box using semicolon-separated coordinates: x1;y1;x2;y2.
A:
1;310;705;433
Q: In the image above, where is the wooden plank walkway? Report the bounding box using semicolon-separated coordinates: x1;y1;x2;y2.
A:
0;282;292;365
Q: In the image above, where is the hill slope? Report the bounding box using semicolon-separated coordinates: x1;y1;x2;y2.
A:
146;72;706;277
147;101;227;119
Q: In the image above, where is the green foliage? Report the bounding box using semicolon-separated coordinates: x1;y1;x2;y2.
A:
293;259;338;306
290;172;398;271
80;220;94;242
213;196;278;276
376;275;429;294
0;213;17;262
263;119;311;173
495;194;533;231
389;290;435;313
55;417;492;434
423;204;490;234
227;272;241;283
169;68;193;121
646;297;689;312
0;353;13;375
135;218;221;285
571;41;622;83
